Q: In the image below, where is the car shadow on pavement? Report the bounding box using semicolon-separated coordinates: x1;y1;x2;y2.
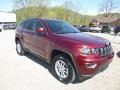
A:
24;53;59;81
116;51;120;58
25;53;90;84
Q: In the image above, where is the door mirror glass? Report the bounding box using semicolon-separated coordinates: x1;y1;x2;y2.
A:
36;27;45;33
36;27;48;37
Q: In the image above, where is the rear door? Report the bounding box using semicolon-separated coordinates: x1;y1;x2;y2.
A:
21;20;34;50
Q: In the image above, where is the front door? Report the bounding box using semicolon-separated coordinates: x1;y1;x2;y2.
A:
31;20;48;58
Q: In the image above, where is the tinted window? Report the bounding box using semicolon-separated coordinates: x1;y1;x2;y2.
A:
45;20;80;34
18;20;33;31
24;21;33;30
46;21;60;33
19;21;26;28
33;21;43;30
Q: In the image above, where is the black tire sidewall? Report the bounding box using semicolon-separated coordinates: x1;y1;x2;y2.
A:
52;54;75;84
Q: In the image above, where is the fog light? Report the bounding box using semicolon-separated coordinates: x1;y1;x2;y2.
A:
86;63;97;68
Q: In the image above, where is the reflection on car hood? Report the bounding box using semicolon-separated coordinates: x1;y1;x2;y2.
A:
56;33;109;47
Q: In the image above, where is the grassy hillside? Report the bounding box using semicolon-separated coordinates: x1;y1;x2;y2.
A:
15;6;94;25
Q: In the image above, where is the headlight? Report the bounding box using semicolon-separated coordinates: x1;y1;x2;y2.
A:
80;48;97;55
80;48;91;55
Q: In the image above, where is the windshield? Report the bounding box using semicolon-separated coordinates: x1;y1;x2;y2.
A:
45;20;80;34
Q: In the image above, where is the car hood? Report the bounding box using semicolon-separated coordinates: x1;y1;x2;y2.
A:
56;33;110;47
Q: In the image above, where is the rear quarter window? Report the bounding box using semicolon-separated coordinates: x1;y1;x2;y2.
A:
24;21;33;30
18;20;33;31
18;21;26;29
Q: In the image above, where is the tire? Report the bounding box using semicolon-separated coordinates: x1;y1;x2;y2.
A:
52;54;76;84
16;40;25;55
101;30;104;33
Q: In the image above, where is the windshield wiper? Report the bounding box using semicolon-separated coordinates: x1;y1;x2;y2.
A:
55;32;80;34
55;32;66;34
71;32;80;33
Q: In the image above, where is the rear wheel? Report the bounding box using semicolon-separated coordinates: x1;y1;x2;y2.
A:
52;54;76;84
16;40;25;55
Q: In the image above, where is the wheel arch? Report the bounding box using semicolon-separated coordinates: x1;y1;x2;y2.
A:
15;34;22;44
15;37;20;43
50;49;77;74
50;49;73;63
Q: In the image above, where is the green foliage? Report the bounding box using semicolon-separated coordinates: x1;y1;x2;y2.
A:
15;6;93;25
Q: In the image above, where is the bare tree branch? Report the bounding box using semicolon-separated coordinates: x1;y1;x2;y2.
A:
98;0;119;17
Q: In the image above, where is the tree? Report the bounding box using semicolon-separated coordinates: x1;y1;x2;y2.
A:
64;0;82;24
12;0;92;25
98;0;119;17
53;6;65;19
13;0;50;21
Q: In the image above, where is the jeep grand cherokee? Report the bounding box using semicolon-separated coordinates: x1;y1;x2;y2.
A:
15;18;114;84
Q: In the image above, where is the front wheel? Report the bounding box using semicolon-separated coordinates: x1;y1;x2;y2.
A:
52;54;76;84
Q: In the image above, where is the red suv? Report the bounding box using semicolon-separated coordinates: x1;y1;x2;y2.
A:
15;18;114;84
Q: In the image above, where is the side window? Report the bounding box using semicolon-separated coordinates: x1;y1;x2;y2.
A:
24;21;33;31
18;21;26;29
33;21;44;30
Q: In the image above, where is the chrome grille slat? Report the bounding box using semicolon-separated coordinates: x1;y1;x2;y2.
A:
104;47;107;55
101;48;104;56
96;45;112;56
106;47;109;54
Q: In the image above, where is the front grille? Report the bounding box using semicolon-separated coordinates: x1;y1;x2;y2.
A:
96;45;112;56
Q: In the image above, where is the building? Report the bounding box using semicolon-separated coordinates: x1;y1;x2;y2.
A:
0;11;16;31
91;17;120;27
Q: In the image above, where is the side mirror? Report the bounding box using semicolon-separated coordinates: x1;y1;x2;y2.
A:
36;27;48;37
36;27;45;33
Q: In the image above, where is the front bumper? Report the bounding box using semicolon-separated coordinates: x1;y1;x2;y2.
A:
75;52;114;78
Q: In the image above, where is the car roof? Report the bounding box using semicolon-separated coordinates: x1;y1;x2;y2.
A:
26;18;64;23
42;18;64;22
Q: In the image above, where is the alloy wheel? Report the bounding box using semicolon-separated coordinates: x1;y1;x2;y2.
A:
55;60;69;79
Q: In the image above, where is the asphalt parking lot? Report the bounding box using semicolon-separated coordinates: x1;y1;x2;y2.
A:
0;30;120;90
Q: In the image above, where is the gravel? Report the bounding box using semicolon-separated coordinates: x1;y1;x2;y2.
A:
0;30;120;90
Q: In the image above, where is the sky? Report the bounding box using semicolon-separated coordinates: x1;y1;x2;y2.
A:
0;0;118;15
50;0;102;15
0;0;14;12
